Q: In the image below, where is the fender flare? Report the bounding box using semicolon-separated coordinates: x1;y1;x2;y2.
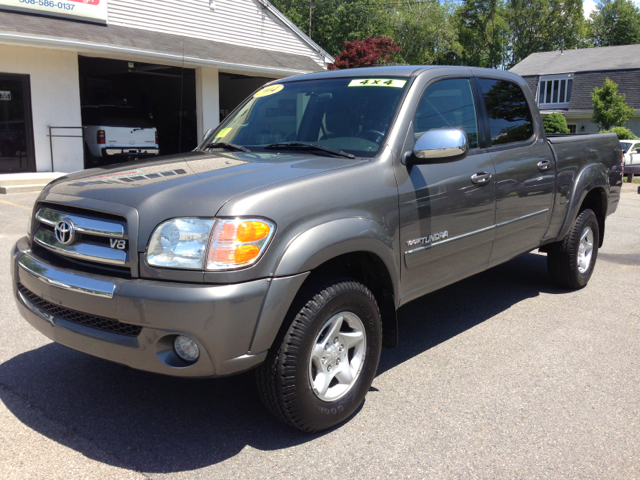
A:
248;218;400;354
274;217;400;301
556;163;609;242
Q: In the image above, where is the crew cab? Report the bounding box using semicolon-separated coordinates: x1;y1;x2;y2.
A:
81;105;159;168
11;67;622;432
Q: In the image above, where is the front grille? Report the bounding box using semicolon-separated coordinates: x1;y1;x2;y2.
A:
18;283;142;337
33;204;130;271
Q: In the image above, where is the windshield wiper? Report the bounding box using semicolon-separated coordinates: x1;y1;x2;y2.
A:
264;142;355;159
204;142;251;153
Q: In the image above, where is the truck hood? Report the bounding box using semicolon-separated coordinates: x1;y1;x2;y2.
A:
41;149;364;222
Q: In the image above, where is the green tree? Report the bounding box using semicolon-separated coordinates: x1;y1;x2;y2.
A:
505;0;585;68
592;78;635;130
269;0;391;56
543;113;570;133
601;126;639;139
588;0;640;46
454;0;509;68
390;0;462;65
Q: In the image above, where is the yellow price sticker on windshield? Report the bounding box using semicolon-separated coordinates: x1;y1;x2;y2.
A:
254;84;284;97
348;79;407;88
214;127;232;139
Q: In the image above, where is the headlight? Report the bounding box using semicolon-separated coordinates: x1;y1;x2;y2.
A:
206;218;275;270
27;213;33;236
147;218;215;269
146;217;275;271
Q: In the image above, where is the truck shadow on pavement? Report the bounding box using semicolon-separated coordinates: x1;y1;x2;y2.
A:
0;252;566;473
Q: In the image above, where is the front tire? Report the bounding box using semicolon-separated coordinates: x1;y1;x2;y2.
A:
547;208;599;289
257;277;382;432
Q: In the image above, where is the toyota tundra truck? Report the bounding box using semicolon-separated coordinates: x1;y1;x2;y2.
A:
11;67;623;432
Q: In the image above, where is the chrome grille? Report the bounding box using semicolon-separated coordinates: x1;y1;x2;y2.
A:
34;206;129;268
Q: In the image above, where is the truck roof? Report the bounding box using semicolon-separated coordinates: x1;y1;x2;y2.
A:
279;65;523;84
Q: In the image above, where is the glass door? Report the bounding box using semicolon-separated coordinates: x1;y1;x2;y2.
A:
0;74;35;173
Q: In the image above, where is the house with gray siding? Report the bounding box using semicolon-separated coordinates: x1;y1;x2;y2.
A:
510;44;640;136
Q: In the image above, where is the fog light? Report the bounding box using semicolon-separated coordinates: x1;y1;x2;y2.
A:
174;335;200;363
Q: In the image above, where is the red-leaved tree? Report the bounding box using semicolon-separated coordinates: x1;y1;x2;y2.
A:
328;36;402;70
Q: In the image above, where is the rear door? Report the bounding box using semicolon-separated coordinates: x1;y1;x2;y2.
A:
397;76;496;302
474;76;555;266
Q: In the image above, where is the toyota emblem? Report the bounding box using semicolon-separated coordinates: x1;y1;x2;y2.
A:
55;219;76;245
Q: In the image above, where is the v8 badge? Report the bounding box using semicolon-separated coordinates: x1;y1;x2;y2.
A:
110;239;127;250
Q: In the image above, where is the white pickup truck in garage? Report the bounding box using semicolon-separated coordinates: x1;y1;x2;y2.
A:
82;105;159;168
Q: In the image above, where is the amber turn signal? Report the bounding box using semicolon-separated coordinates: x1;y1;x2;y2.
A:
206;218;275;270
237;221;270;243
234;244;261;263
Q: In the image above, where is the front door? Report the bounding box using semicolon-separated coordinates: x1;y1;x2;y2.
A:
0;73;35;173
397;77;496;302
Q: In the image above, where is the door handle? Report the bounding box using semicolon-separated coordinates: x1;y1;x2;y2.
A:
537;160;552;171
471;172;492;184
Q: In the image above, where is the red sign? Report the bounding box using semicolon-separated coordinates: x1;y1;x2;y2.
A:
67;0;101;4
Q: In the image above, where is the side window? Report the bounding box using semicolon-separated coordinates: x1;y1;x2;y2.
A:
413;78;479;149
477;78;533;146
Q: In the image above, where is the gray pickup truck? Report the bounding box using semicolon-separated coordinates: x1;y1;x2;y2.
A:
11;66;622;432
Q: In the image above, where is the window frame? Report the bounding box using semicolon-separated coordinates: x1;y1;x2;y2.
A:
408;75;487;153
473;76;537;152
537;74;574;109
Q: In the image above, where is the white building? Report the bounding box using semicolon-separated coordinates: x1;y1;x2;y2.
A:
0;0;332;174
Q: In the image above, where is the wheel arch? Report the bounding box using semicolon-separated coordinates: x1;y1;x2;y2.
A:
556;163;609;247
273;217;400;302
579;186;607;247
250;219;401;354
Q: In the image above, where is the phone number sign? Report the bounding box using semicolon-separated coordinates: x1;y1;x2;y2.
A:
0;0;108;23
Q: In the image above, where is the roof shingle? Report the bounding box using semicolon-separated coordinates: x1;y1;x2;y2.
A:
510;44;640;76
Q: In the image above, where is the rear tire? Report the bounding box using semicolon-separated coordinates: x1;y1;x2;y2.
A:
256;277;382;432
547;208;599;289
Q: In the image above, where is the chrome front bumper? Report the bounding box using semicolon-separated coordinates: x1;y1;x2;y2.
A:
11;237;274;377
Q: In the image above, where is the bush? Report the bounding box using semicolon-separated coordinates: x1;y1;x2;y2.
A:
592;78;635;130
601;126;639;140
543;113;570;133
328;36;401;70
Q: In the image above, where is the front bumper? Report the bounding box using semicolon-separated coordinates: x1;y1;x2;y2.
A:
11;237;275;377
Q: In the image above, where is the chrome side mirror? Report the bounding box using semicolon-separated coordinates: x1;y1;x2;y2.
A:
408;128;469;165
202;127;215;143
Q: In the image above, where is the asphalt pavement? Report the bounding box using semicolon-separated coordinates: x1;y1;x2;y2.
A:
0;185;638;479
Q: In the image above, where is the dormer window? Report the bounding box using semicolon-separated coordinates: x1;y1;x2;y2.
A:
538;74;573;109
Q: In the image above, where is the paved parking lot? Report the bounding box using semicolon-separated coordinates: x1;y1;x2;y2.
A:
0;185;638;479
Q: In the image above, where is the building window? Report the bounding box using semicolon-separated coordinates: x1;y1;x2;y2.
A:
567;124;577;134
538;74;573;109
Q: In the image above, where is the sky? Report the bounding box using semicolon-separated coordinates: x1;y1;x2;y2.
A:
583;0;640;19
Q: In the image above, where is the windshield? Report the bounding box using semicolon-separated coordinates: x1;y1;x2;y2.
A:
620;141;633;153
201;77;411;158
